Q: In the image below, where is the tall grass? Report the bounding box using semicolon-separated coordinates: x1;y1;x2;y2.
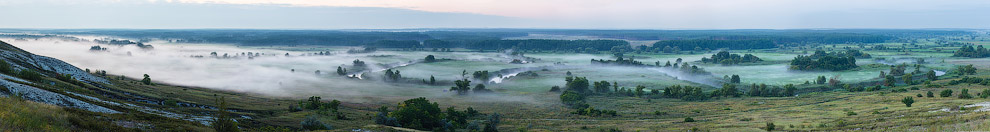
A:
0;97;71;132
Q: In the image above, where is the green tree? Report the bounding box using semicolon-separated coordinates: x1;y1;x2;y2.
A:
884;75;896;86
445;107;467;127
903;73;913;85
473;84;491;93
451;79;472;95
925;70;937;81
560;91;585;105
336;66;347;76
902;97;914;107
213;97;239;132
141;74;153;85
425;55;437;62
328;100;341;112
719;84;739;97
634;85;645;97
783;84;797;96
927;91;935;97
483;113;501;132
565;77;590;94
391;97;444;130
429;75;436;85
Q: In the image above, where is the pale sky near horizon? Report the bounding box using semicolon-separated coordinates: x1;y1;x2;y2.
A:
0;0;988;29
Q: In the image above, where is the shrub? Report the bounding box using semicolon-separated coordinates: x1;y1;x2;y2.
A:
300;115;332;130
163;100;178;107
959;89;973;99
766;122;775;131
17;70;42;82
927;91;935;97
902;97;914;107
560;91;584;105
940;89;953;97
684;117;695;122
0;60;12;74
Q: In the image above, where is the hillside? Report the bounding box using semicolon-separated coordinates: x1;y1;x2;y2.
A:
0;40;222;131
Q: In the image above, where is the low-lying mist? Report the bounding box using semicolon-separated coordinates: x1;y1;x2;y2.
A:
2;38;567;105
2;39;431;99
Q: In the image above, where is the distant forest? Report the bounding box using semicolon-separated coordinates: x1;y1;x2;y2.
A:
22;29;973;51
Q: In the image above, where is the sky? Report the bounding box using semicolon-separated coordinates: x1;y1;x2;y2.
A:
0;0;988;29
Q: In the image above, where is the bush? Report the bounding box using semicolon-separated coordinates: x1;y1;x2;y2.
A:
0;60;13;74
300;115;332;130
560;91;585;105
959;89;973;99
684;117;695;122
17;70;42;82
766;122;775;131
163;100;178;107
483;113;501;132
940;89;953;97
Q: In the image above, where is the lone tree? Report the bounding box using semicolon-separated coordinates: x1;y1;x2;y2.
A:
141;74;153;85
902;97;915;107
450;79;471;95
425;55;437;62
429;75;436;85
212;97;238;132
925;70;937;81
730;75;741;83
336;66;347;76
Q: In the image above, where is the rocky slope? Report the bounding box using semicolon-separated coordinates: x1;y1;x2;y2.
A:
0;40;117;113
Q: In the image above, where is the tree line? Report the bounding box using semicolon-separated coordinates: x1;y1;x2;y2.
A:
700;51;763;65
790;50;858;71
953;45;989;58
651;39;776;51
